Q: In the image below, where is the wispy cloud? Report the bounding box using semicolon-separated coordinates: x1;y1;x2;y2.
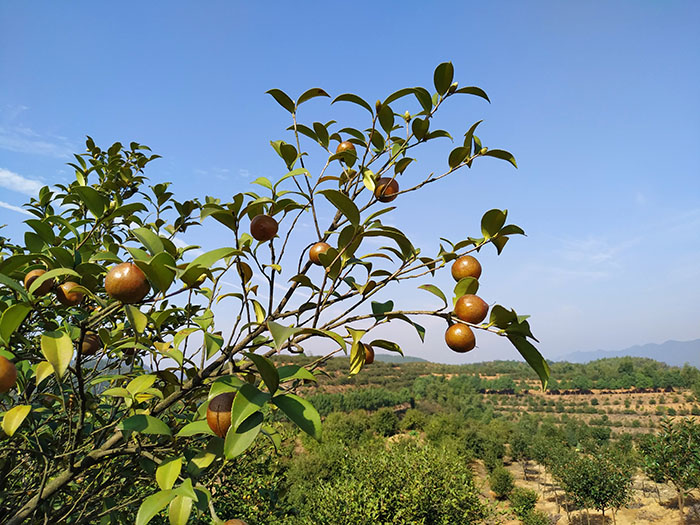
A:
0;168;44;196
0;200;32;216
0;125;74;158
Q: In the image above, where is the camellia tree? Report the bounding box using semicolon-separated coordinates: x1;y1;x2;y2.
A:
0;63;548;524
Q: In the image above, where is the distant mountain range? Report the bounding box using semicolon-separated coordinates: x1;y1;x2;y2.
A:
557;339;700;368
374;354;428;363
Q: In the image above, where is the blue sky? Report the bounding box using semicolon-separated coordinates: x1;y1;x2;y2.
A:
1;1;699;364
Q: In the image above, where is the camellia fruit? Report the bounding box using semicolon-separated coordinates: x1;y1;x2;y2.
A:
56;282;84;306
223;520;249;525
335;141;355;154
81;332;102;356
0;355;18;393
445;323;476;353
250;214;278;242
207;392;235;438
454;294;489;324
309;242;331;265
451;255;482;281
105;262;150;304
363;343;375;365
374;177;399;203
24;269;53;295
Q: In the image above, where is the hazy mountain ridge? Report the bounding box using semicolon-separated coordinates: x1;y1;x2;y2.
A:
557;339;700;368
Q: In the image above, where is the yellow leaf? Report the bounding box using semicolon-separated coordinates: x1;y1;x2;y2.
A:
2;405;31;436
41;331;74;379
35;361;53;386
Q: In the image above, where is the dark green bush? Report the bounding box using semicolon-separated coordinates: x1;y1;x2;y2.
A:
489;466;514;499
370;407;399;437
509;486;538;518
521;509;551;525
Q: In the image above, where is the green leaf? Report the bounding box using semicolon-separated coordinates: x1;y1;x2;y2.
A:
267;320;298;351
2;405;31;437
389;314;426;342
332;93;373;114
433;62;454;95
455;86;491;103
204;332;224;359
126;374;157;396
383;87;415;106
0;273;29;301
208;375;244;399
29;268;80;295
224;411;263;459
482;149;518;168
40;331;73;379
146;252;177;293
177;419;215;437
394;157;413;175
132;227;164;256
125;305;148;334
492;236;508;255
135;490;176;525
453;277;479;299
370;339;403;355
189;247;239;269
412;118;429;141
0;303;32;344
277;365;316;383
489;305;518;328
413;87;433;112
230;383;270;429
377;104;395;133
244;352;279;394
448;147;469;168
168;495;193;525
362;169;376;192
417;284;448;309
319;189;360;227
481;209;507;239
297;328;347;353
72;185;107;217
371;300;394;321
272;393;322;441
297;87;330;106
118;414;172;436
507;335;550;390
156;457;183;490
266;88;295;113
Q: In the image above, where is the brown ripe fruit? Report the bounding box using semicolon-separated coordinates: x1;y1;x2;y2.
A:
24;269;53;295
451;255;482;281
454;294;489;324
250;214;278;242
445;324;476;353
56;282;84;306
336;141;356;154
223;520;249;525
206;392;235;438
105;262;150;304
0;356;18;393
309;242;331;265
374;177;399;203
363;343;375;365
81;332;102;356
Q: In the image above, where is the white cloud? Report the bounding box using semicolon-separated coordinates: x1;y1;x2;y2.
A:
0;125;74;158
0;200;32;216
0;168;44;196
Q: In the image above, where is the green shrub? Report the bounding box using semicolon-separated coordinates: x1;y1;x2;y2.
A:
286;440;487;524
370;407;399;437
521;509;551;525
399;408;427;431
489;466;514;499
509;486;538;518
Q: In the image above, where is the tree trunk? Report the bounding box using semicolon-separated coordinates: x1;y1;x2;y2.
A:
612;508;617;525
586;508;591;525
677;489;685;524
